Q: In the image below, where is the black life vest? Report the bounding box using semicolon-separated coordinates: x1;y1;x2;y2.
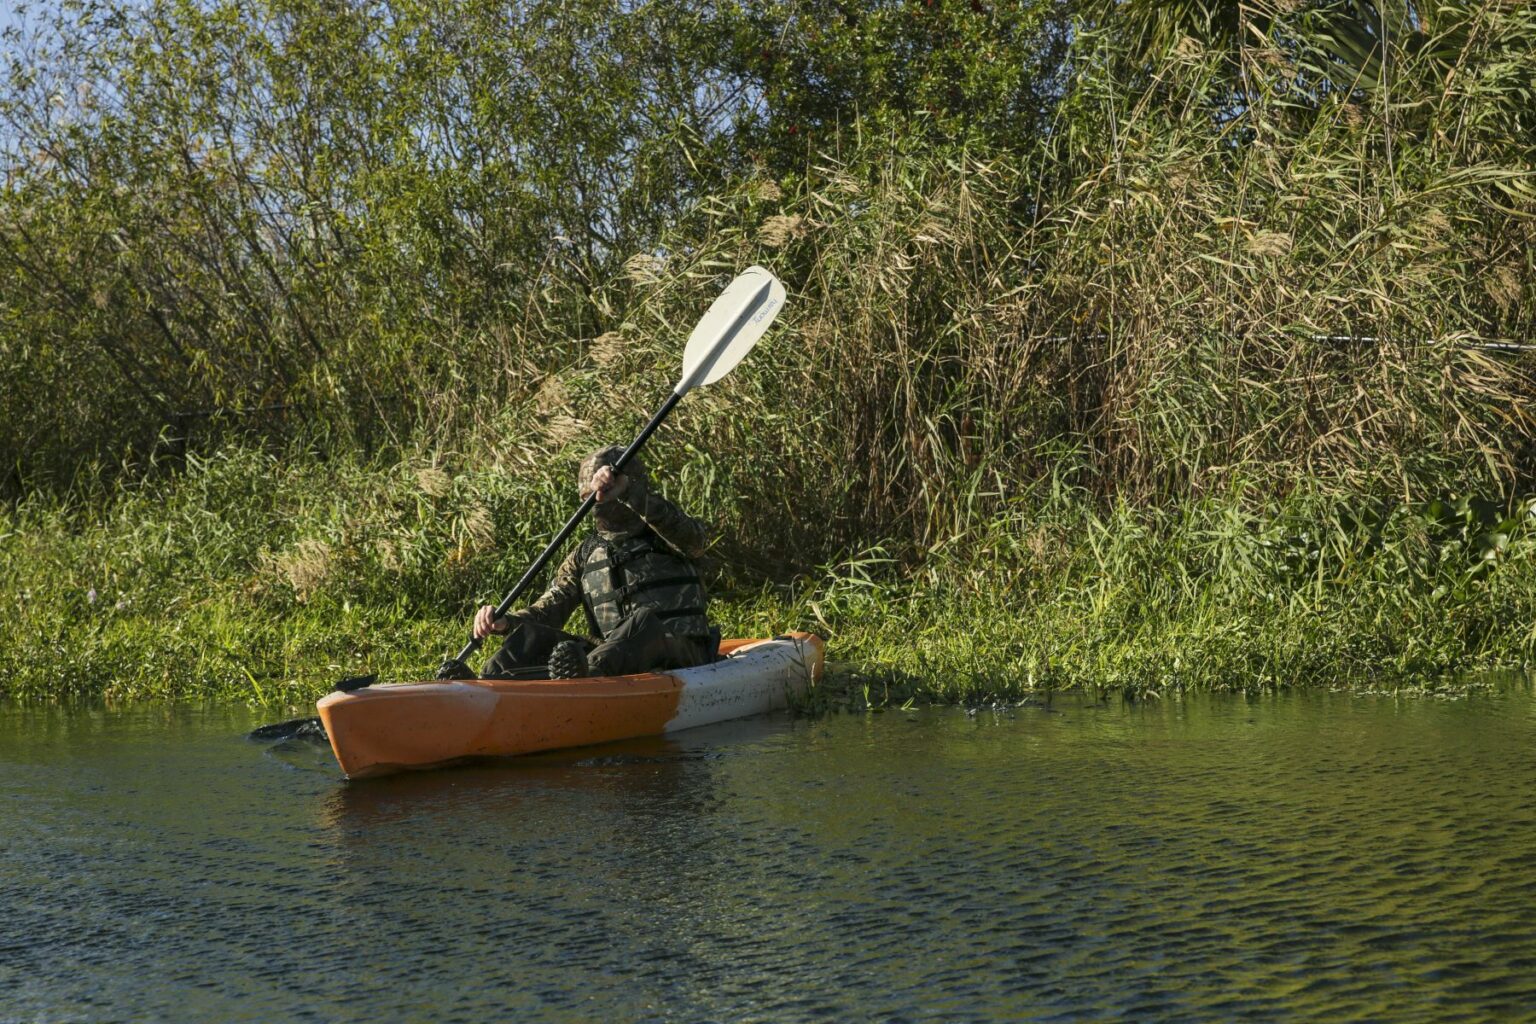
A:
578;529;709;641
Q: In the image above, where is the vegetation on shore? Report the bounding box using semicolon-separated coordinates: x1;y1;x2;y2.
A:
2;1;1534;704
4;445;1534;704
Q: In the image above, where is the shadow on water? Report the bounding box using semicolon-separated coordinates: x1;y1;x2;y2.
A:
319;732;703;824
312;720;792;842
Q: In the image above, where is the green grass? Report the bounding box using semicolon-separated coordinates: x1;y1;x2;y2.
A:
4;446;1533;708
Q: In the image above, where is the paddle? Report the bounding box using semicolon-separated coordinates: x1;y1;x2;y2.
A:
248;266;786;742
434;264;787;680
248;264;792;746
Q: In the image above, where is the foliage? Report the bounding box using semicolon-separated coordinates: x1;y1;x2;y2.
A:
719;0;1071;155
2;0;1535;701
0;0;1072;490
0;0;757;483
3;450;1534;703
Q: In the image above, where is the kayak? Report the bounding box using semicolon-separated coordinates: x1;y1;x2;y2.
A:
317;632;824;779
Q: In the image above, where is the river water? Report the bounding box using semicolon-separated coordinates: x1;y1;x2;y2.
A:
4;688;1535;1023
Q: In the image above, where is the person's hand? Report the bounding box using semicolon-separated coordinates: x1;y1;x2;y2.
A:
473;604;509;638
583;464;628;503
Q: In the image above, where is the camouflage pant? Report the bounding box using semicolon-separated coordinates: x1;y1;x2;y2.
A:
483;606;712;679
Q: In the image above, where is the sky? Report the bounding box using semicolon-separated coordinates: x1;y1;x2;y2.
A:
1;3;27;37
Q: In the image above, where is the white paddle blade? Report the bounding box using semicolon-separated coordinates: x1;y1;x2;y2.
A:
676;265;786;394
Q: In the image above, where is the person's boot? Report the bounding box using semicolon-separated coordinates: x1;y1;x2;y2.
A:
548;640;589;680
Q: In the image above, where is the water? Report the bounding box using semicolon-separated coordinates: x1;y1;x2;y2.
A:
4;690;1536;1023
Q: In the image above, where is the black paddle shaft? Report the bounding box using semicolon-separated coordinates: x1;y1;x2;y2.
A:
438;389;684;677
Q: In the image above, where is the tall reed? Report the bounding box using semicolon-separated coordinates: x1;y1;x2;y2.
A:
2;1;1534;701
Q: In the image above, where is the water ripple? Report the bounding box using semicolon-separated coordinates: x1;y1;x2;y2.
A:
2;693;1535;1022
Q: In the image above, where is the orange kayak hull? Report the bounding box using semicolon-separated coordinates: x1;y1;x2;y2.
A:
317;633;824;779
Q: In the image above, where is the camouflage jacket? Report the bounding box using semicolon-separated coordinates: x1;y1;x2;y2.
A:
508;490;709;633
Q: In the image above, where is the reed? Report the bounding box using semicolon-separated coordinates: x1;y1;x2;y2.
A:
2;1;1533;702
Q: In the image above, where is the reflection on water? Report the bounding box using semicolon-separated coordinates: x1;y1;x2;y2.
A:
4;689;1536;1022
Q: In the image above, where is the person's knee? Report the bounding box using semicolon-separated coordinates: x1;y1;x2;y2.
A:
588;609;669;676
604;607;659;645
487;620;550;674
587;644;627;676
504;620;537;644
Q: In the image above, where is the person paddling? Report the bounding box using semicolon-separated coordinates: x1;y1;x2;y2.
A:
468;445;717;679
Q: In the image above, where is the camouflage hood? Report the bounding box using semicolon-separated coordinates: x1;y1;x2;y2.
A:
578;444;651;539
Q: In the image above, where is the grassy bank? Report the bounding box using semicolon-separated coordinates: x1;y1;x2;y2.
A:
3;444;1533;706
3;3;1535;703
